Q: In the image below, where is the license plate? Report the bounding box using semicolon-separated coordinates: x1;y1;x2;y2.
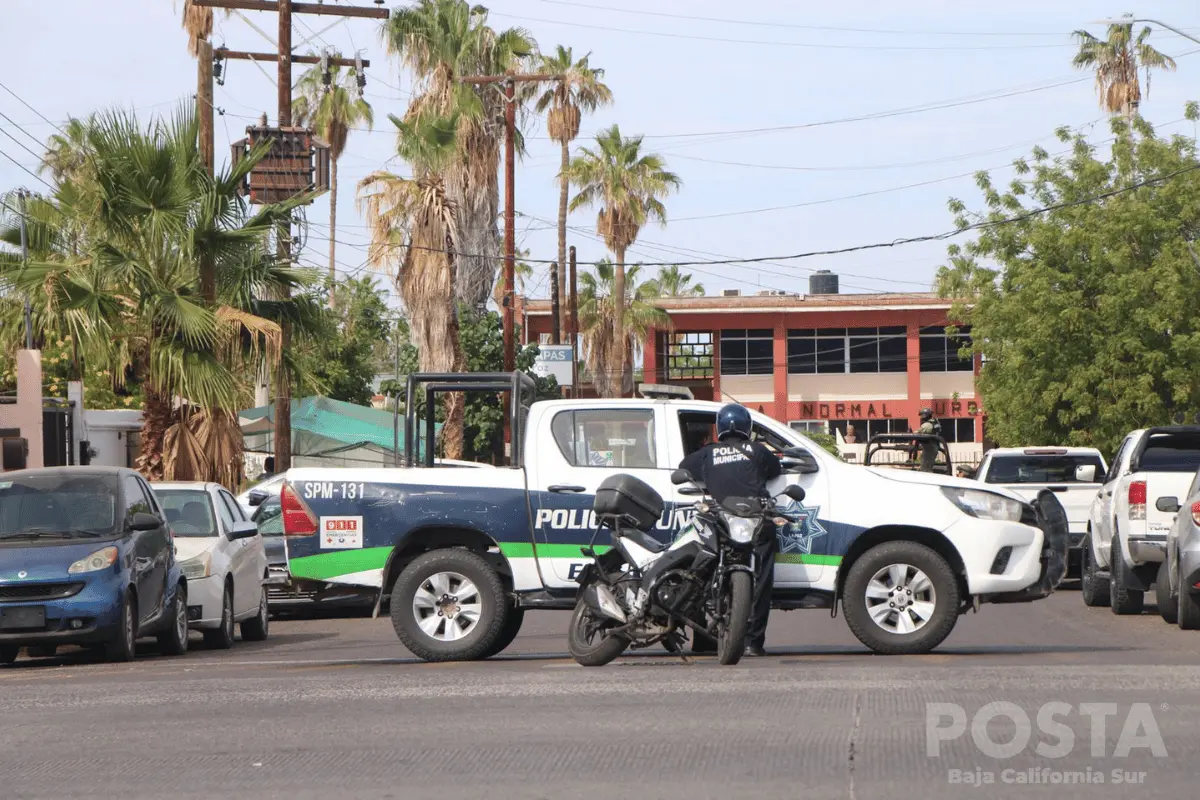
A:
0;606;46;630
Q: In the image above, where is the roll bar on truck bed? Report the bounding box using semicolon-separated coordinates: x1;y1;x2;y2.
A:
402;372;538;468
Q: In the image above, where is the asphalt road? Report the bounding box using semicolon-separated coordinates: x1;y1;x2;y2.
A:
3;588;1198;800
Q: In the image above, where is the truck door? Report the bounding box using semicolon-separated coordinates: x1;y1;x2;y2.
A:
528;406;676;587
670;410;831;587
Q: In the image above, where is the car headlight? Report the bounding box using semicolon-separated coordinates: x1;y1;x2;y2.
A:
941;487;1023;522
67;546;118;574
720;512;760;544
179;552;212;580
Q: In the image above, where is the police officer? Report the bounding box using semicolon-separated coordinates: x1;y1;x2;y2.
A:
678;403;781;657
917;408;940;472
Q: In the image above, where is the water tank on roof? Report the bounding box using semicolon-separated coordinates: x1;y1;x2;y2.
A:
809;270;839;295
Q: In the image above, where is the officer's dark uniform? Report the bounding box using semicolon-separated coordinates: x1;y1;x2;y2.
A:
679;433;781;653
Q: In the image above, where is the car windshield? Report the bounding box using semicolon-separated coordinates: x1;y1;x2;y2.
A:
0;473;119;539
254;497;283;536
985;455;1105;484
156;490;218;537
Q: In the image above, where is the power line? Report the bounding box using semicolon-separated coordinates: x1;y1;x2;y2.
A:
534;0;1200;38
0;145;54;190
491;10;1077;51
0;79;66;136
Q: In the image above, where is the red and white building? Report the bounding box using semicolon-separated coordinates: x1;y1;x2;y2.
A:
519;272;984;464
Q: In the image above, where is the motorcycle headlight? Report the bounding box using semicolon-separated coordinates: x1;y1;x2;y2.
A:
67;546;118;574
720;512;760;544
179;552;212;580
941;487;1023;522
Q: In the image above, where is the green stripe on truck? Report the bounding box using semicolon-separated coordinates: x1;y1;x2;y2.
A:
288;547;392;581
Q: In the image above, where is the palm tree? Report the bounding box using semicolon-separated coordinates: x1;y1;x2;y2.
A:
358;114;469;458
1072;15;1176;118
39;117;91;185
0;103;316;485
293;54;374;299
533;46;612;335
382;0;535;311
650;264;704;298
578;261;670;397
565;125;680;396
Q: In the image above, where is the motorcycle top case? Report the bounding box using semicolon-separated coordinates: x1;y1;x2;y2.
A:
593;473;665;532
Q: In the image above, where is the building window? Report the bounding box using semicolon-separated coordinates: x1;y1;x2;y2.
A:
830;419;911;440
660;331;714;380
720;329;773;376
788;420;827;435
919;325;973;372
940;418;977;443
788;327;907;374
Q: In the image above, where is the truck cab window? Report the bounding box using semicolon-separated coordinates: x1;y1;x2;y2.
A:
677;410;791;455
551;409;657;468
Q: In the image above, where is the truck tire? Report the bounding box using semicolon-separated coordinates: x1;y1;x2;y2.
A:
390;549;507;662
1179;584;1200;630
566;598;629;667
843;541;960;655
1156;560;1178;624
1080;535;1109;607
1109;542;1144;615
481;606;524;659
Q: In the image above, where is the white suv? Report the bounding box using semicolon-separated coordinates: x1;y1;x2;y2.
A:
153;482;270;648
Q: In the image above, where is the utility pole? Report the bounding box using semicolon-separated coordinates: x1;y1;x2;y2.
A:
549;261;561;345
195;0;387;473
18;189;32;350
198;38;215;178
569;245;578;396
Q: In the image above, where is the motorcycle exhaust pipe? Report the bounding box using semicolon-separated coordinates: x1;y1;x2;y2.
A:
582;583;627;623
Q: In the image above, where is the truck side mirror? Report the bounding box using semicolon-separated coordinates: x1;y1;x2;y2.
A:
781;449;820;474
1156;496;1181;514
1075;465;1097;483
671;469;693;486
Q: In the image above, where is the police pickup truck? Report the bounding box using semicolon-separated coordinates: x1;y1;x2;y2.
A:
277;373;1064;661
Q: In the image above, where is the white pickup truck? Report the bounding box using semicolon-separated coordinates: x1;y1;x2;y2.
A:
275;373;1066;661
1083;426;1200;613
972;447;1107;578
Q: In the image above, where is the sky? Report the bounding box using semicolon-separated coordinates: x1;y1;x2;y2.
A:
2;0;1199;312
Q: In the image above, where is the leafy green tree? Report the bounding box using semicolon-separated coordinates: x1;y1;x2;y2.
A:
578;260;669;396
294;277;394;406
649;264;704;297
936;111;1200;456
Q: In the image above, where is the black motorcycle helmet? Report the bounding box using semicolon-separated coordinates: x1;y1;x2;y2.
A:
919;407;934;422
716;403;753;442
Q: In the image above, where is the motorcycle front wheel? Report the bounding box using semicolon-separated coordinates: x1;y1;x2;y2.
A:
567;598;630;667
717;571;753;665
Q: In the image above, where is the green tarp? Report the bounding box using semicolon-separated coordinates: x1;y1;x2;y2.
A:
239;396;438;458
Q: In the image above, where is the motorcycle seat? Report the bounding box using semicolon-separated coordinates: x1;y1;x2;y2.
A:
621;529;668;555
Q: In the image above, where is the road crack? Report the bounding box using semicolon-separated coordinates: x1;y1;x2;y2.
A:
847;692;862;800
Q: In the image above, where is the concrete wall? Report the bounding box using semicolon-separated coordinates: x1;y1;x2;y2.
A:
84;409;142;468
0;351;44;469
787;373;908;402
919;372;976;400
717;374;774;402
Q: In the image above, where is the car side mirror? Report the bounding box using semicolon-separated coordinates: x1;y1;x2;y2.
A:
783;485;806;503
1156;496;1181;514
781;449;820;474
248;490;268;507
671;468;694;486
1075;465;1097;483
228;520;259;540
129;512;163;532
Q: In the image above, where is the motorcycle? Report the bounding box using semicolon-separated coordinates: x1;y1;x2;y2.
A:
567;468;807;667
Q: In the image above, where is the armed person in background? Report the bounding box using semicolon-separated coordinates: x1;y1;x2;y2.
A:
917;408;941;472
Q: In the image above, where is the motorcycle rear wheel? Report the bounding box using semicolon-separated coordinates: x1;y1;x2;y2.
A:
717;571;753;665
567;598;630;667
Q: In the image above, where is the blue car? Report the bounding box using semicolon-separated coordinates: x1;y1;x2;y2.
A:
0;467;189;664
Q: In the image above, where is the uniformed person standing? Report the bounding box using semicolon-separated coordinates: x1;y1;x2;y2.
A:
678;403;782;657
917;408;941;472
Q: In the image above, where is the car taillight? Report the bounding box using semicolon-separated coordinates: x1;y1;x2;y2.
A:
1191;501;1200;527
281;484;318;536
1128;481;1147;520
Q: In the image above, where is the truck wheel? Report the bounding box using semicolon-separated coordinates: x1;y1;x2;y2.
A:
1179;584;1200;630
566;598;629;667
1080;536;1109;607
717;571;752;666
480;606;524;659
1109;542;1144;615
1156;561;1178;624
390;549;507;662
843;541;960;656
